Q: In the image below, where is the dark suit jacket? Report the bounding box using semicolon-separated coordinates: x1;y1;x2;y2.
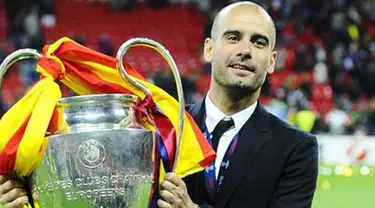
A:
184;99;319;208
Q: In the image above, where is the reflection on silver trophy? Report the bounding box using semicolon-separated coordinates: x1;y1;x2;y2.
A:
0;38;185;207
32;93;154;208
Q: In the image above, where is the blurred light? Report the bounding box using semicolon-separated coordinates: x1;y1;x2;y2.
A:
343;167;353;177
334;166;344;175
321;180;331;190
360;166;370;176
322;167;333;176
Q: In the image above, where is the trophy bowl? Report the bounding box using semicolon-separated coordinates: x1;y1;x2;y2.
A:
31;94;154;208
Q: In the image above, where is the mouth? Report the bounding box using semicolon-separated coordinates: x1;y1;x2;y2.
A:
228;63;255;72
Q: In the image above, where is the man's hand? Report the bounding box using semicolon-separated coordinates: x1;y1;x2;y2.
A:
0;175;28;208
157;173;198;208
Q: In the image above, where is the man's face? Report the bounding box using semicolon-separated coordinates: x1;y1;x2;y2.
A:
204;6;277;93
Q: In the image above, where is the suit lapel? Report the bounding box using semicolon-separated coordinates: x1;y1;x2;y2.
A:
215;104;272;208
186;98;207;199
187;98;205;128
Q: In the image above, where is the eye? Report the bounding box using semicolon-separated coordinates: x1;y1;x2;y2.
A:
226;35;239;43
254;39;267;48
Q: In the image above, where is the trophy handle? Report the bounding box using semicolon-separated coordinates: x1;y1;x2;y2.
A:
0;49;42;91
0;49;42;208
116;38;185;172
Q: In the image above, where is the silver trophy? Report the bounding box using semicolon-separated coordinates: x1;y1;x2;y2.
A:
0;38;185;207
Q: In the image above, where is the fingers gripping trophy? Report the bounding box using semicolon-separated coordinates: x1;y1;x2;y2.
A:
0;37;196;208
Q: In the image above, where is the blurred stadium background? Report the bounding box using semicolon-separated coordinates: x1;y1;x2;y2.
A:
0;0;374;207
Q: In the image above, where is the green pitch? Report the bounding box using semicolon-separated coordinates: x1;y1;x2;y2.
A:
313;165;375;208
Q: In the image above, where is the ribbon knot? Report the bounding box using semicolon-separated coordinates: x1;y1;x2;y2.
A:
37;56;66;80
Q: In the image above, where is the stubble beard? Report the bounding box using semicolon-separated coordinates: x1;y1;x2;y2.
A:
213;69;264;97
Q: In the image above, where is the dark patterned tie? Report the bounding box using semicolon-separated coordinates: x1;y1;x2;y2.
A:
211;117;235;151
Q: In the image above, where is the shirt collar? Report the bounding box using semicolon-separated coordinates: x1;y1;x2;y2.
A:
205;93;257;134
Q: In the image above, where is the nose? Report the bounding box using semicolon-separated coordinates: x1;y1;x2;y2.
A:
236;40;252;60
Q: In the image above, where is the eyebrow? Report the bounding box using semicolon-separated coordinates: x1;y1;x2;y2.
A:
222;30;241;38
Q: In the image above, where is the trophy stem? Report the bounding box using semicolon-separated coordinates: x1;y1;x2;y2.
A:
0;49;42;91
116;38;185;173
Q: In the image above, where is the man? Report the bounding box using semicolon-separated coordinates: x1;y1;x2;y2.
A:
0;2;318;208
157;2;318;208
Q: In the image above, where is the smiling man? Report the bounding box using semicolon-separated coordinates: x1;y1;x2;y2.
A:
157;1;318;208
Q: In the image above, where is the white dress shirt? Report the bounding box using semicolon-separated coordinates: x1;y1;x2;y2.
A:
205;95;257;179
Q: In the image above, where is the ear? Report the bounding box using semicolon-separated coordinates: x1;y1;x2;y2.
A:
267;50;277;74
203;38;214;62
